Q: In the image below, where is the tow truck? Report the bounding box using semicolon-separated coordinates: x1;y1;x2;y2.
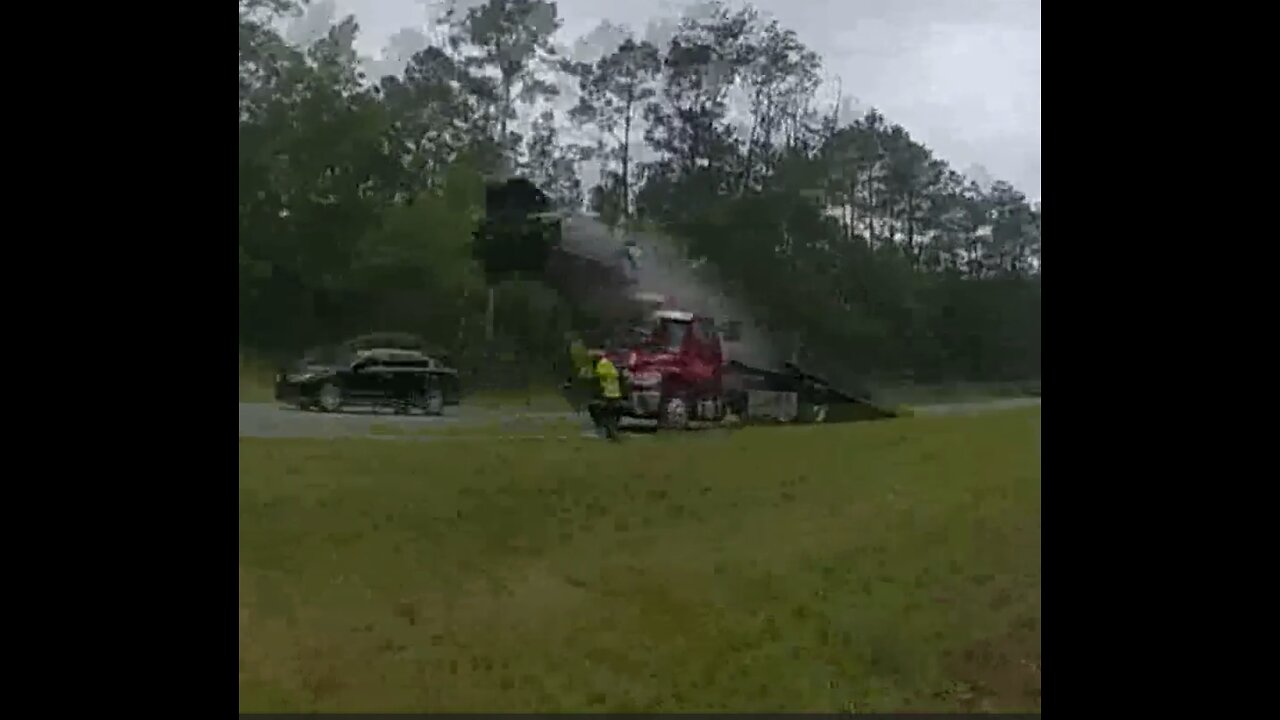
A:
604;297;897;429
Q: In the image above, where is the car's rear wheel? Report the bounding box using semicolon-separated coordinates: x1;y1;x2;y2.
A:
417;387;445;415
317;382;344;413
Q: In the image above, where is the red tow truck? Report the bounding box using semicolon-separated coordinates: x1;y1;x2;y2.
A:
602;300;896;430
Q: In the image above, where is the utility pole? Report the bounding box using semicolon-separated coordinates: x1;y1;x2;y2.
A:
484;152;516;344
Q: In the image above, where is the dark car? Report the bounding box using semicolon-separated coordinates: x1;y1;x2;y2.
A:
274;346;461;414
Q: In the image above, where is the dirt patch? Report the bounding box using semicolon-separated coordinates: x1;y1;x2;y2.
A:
297;640;347;703
942;620;1041;712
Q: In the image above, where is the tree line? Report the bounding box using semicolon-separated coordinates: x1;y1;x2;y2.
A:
239;0;1040;386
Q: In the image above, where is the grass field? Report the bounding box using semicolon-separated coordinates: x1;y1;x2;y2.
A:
239;406;1041;712
872;380;1041;408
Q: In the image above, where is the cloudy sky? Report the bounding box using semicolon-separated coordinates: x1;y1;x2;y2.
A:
306;0;1041;200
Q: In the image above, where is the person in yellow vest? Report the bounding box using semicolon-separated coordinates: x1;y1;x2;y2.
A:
587;349;623;440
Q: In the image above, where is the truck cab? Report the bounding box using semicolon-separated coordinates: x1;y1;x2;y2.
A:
608;309;728;428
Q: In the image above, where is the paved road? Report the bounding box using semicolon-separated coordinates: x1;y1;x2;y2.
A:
238;402;579;439
239;397;1040;440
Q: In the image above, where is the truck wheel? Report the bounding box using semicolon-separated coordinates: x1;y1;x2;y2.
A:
317;382;344;413
661;396;690;431
695;397;724;422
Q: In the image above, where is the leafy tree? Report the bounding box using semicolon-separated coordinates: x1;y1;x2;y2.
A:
643;2;755;177
737;19;820;193
567;38;662;219
449;0;562;160
522;109;585;209
379;46;499;194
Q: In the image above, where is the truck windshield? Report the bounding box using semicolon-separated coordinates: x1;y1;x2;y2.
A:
655;320;689;352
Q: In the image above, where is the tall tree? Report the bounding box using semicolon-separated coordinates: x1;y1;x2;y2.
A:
737;19;820;194
522;109;584;209
567;38;662;220
380;46;499;193
449;0;562;163
644;2;756;173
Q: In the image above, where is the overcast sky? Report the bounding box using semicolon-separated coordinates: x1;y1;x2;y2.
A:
313;0;1040;200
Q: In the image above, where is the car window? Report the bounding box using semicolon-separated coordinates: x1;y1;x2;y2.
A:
371;350;432;369
387;359;431;369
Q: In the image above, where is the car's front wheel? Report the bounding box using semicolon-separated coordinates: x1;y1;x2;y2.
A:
316;382;344;413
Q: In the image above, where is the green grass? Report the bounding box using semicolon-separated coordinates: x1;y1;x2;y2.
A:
874;380;1041;408
239;407;1041;713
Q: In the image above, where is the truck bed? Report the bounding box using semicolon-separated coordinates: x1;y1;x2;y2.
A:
723;360;898;423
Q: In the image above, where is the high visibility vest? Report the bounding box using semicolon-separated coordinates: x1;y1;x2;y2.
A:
595;357;622;399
